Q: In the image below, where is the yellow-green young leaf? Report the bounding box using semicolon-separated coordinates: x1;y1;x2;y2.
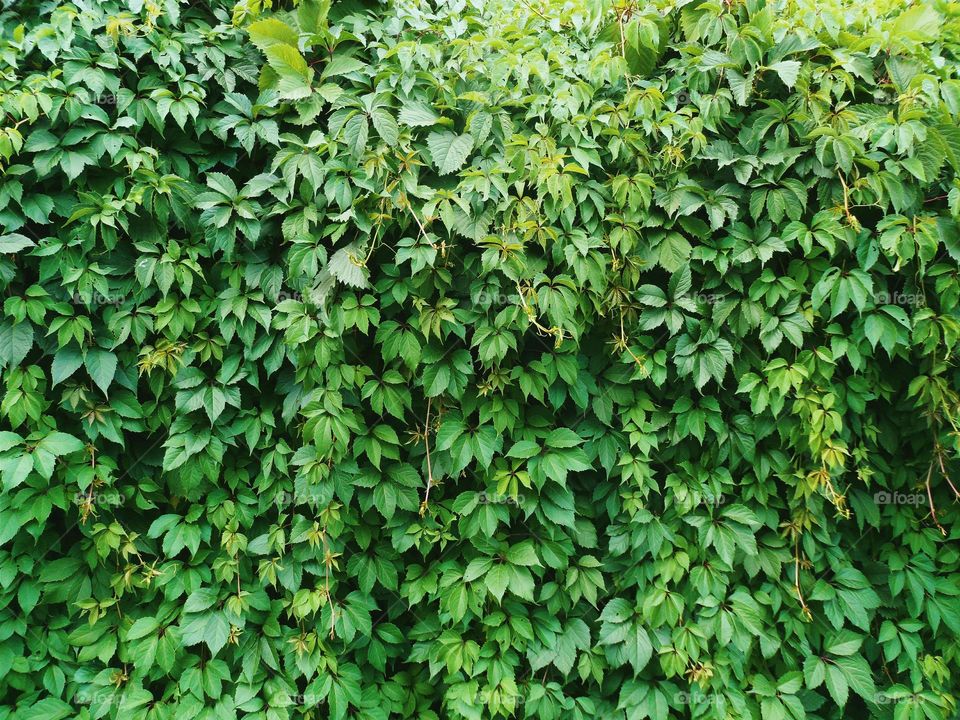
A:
248;18;299;51
264;44;313;100
297;0;331;34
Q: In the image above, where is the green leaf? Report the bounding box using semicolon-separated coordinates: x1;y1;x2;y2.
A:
184;588;219;613
371;108;399;146
248;17;300;50
768;61;801;88
21;699;72;720
485;564;510;602
51;345;84;386
84;348;118;395
0;432;23;453
321;55;366;80
1;454;33;490
545;428;583;449
890;4;940;41
0;233;35;253
0;321;33;368
398;101;441;127
804;656;826;689
181;611;230;656
37;432;85;456
835;655;876;701
824;663;849;706
505;542;540;567
265;44;313;100
127;617;160;640
427;132;474;175
298;0;331;34
506;440;540;458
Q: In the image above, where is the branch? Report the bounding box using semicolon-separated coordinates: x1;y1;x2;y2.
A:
925;461;946;536
419;397;435;516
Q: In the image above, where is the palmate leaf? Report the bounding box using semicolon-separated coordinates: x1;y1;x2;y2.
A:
180;611;230;655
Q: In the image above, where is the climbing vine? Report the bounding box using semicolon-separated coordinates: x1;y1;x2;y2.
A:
1;0;959;719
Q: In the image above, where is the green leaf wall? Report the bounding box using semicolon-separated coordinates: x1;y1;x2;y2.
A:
0;0;959;718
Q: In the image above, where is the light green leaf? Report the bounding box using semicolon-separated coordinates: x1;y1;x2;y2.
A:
0;233;35;253
768;61;801;88
248;17;299;50
37;432;85;457
427;131;473;175
399;101;440;127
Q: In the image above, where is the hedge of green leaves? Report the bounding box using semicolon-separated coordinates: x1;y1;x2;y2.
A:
2;0;960;718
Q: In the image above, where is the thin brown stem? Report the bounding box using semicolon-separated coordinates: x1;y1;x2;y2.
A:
794;536;811;618
321;527;335;639
935;443;960;499
517;0;547;22
419;397;434;516
925;462;946;536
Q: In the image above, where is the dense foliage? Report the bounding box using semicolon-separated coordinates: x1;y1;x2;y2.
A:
1;0;960;718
